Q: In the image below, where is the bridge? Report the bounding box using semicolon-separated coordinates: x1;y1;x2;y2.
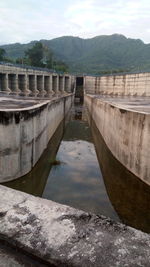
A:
0;64;150;266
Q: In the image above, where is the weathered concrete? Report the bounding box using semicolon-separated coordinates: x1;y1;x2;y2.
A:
0;64;75;96
0;185;150;266
0;241;47;266
84;94;150;185
0;64;75;182
84;72;150;96
0;94;74;182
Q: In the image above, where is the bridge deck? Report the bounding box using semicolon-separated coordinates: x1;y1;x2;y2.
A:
95;96;150;114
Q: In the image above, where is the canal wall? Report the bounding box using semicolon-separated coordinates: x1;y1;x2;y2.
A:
0;184;150;266
84;94;150;185
0;94;74;182
84;72;150;96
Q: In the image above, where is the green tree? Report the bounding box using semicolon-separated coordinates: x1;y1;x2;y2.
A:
0;48;6;61
16;57;30;65
25;42;44;67
24;41;69;72
42;44;53;68
53;60;69;72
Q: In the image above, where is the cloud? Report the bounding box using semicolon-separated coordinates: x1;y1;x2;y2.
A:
0;0;150;44
65;0;150;42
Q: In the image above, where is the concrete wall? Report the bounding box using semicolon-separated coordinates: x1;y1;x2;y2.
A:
84;94;150;185
84;72;150;96
0;94;74;182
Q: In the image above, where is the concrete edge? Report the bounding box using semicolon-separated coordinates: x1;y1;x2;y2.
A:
0;185;150;266
86;94;150;115
0;93;73;112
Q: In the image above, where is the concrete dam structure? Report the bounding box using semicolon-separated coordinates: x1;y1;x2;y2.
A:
0;64;75;182
0;64;150;266
84;72;150;186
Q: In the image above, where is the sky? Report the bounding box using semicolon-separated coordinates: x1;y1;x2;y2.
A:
0;0;150;45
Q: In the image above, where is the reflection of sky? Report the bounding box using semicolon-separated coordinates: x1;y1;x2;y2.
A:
43;140;120;221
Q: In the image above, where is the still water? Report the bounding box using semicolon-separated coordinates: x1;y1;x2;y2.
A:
42;104;119;220
4;103;150;233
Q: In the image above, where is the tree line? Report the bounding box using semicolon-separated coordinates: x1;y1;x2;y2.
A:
0;42;69;72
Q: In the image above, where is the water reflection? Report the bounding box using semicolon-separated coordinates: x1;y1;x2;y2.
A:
88;112;150;233
42;104;119;220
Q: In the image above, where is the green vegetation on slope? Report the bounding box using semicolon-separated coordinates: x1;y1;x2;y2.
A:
14;42;69;72
0;48;6;61
1;34;150;74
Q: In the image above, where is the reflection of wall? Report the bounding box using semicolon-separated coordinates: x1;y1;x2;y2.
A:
85;94;150;185
0;94;73;182
88;114;150;233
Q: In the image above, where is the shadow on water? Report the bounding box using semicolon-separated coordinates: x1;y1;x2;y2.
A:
3;103;150;233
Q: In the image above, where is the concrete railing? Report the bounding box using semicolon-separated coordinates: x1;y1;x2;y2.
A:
0;64;75;96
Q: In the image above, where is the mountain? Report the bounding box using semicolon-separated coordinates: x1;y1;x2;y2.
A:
1;34;150;74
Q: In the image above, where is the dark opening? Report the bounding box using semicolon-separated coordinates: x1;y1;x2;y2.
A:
76;77;83;86
75;76;84;103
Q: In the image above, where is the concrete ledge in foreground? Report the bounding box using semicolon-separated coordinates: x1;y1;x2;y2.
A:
0;185;150;266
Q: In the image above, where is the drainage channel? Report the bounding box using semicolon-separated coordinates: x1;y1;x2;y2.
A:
3;102;150;233
42;103;119;220
4;103;118;221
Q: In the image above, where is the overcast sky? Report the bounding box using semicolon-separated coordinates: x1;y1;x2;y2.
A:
0;0;150;45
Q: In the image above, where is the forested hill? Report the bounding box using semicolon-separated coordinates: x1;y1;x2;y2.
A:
1;34;150;74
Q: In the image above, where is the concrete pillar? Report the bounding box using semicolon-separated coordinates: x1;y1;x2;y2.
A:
0;73;11;94
37;75;46;97
71;76;75;93
10;74;21;95
52;75;59;95
44;75;54;97
65;76;70;93
50;75;54;95
18;74;31;96
8;74;18;94
24;74;31;96
29;75;39;96
59;76;65;94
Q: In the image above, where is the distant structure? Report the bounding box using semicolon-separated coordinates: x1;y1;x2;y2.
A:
0;63;75;96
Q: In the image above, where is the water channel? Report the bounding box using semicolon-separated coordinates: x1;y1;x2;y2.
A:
3;102;150;233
